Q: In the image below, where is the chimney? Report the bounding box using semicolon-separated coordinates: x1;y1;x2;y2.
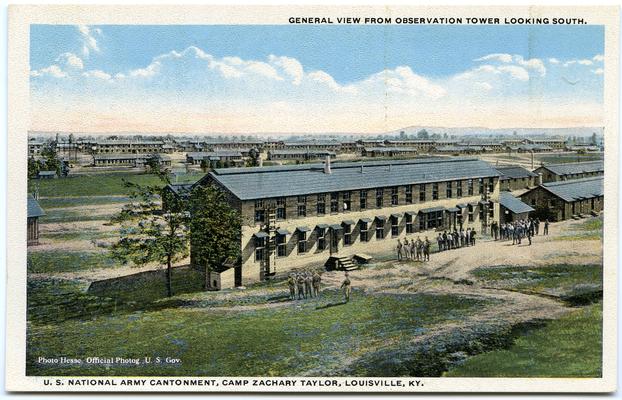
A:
258;155;263;167
538;172;543;186
324;155;332;174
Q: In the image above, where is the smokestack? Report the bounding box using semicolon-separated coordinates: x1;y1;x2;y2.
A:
538;172;543;186
258;155;263;167
324;155;332;174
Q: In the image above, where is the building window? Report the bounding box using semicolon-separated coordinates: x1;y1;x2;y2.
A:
297;196;307;217
376;222;385;239
276;234;286;257
467;179;474;196
446;181;453;198
255;236;266;262
360;221;369;242
432;183;439;200
488;201;494;217
405;213;414;233
419;184;426;201
405;185;413;204
297;231;307;254
317;228;326;251
276;197;286;220
391;216;399;236
359;190;367;210
478;178;484;194
254;200;265;223
330;192;339;213
488;177;494;194
427;211;443;229
391;187;399;206
468;205;474;222
376;188;384;208
456;181;463;197
419;214;426;231
479;205;485;221
343;224;352;246
317;194;326;215
343;191;351;211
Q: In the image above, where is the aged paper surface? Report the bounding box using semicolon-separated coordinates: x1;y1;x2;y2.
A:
6;5;619;392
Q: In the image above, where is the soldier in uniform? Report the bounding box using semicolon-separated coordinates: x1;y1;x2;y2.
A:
436;233;443;252
296;274;305;299
414;236;422;261
287;274;296;300
312;271;322;297
340;272;352;303
396;239;403;261
305;272;314;298
544;219;549;235
403;238;411;260
423;237;431;261
470;228;476;246
465;228;471;246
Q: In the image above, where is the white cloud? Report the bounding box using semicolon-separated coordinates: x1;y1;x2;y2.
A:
497;65;530;81
591;68;604;75
548;58;560;64
269;55;304;85
577;59;593;66
593;54;604;62
474;53;513;63
30;64;66;78
77;25;100;57
513;55;546;77
82;70;112;81
56;52;83;70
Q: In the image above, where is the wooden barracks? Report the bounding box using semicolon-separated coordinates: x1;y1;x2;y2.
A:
193;157;501;289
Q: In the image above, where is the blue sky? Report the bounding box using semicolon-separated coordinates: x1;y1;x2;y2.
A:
29;24;605;133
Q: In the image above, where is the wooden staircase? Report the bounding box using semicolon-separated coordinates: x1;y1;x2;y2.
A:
327;256;359;271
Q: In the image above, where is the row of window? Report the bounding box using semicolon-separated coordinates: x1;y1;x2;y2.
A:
254;204;495;261
254;178;496;222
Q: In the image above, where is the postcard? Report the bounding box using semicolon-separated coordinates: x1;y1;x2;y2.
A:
5;4;619;392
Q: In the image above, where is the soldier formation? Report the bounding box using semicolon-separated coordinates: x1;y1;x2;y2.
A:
287;270;322;300
397;236;431;261
435;228;477;253
497;218;541;245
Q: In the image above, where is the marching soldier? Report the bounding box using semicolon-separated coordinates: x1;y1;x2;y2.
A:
340;272;352;303
396;239;403;261
415;236;423;261
423;237;431;261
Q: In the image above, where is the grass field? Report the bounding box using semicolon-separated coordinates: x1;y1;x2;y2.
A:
29;172;203;197
28;250;117;273
445;301;602;377
26;291;490;376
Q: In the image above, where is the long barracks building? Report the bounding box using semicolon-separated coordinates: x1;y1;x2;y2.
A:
193;157;501;289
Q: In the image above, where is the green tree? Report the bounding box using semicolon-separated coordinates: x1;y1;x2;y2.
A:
40;143;62;176
189;185;242;290
200;158;209;173
109;171;189;297
27;157;42;179
145;154;168;176
246;148;260;167
417;129;429;139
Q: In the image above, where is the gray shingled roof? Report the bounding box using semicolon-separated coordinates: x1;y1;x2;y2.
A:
500;191;534;214
540;160;603;176
536;176;604;203
27;194;45;218
496;165;538;180
206;158;500;200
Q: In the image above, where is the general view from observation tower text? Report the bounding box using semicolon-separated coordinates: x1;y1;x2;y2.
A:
27;23;604;378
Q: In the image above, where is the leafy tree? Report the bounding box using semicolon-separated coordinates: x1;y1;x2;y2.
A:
27;157;42;179
591;132;598;146
40;143;62;176
246;148;260;167
109;170;189;297
200;158;209;173
417;129;429;139
189;185;242;290
145;154;168;176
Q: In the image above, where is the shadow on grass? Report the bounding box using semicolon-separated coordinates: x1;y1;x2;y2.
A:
315;300;348;310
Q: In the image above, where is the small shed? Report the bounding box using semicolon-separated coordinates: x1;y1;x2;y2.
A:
27;194;45;245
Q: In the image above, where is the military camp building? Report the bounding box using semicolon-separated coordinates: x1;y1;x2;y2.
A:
193;157;501;289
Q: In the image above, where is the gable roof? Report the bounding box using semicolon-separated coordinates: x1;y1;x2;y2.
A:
537;160;604;176
204;157;500;200
525;176;604;203
27;194;46;218
496;165;538;180
500;191;534;214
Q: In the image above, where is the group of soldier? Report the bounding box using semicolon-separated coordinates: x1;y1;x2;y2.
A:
396;236;431;261
287;271;322;300
436;228;477;252
490;218;549;246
